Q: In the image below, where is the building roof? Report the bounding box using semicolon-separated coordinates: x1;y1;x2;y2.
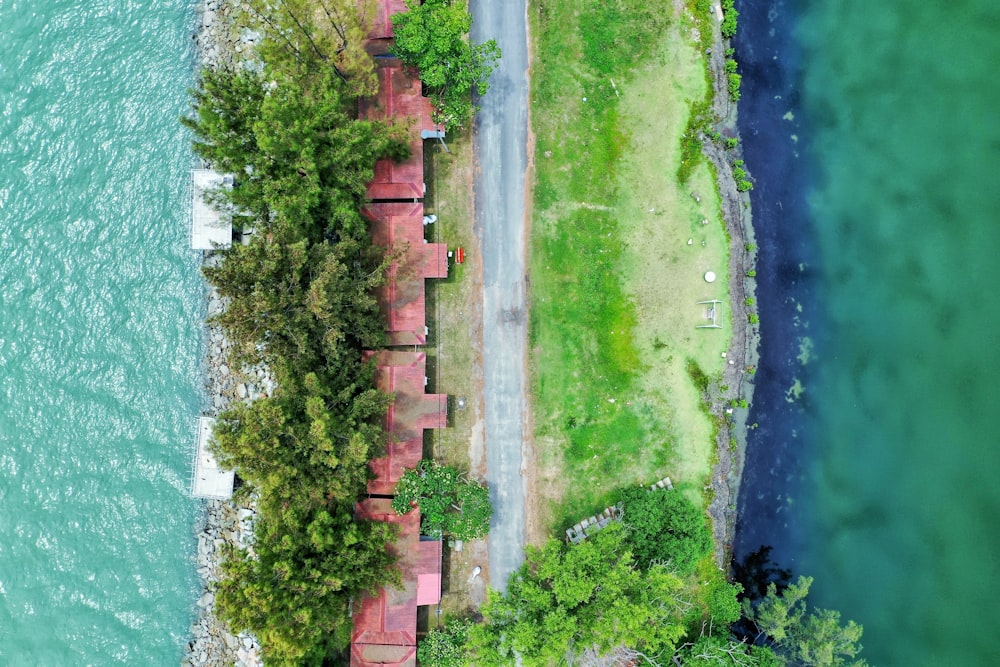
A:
415;539;443;606
361;66;439;201
366;0;409;41
364;350;447;494
364;203;448;346
351;499;442;666
191;169;233;250
191;417;235;499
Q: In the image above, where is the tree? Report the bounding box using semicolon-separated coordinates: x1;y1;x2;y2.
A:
215;501;399;666
616;486;713;574
418;618;472;667
203;232;392;383
467;524;690;666
674;636;781;667
391;0;500;129
241;0;379;95
744;576;869;667
183;64;408;238
392;460;492;540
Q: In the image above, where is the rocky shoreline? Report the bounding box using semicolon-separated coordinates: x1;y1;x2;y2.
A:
183;3;266;666
702;20;760;569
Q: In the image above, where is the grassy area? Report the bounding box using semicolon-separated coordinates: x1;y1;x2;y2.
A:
529;0;729;532
422;127;491;620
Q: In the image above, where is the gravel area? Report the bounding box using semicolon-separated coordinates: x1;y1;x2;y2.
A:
183;3;268;665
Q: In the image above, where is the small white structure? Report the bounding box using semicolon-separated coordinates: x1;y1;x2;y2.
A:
704;271;717;283
191;416;235;499
191;169;233;250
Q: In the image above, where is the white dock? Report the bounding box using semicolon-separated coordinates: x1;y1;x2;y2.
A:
191;416;234;499
191;169;233;250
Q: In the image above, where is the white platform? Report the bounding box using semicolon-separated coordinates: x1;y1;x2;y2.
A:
191;416;234;499
191;169;233;250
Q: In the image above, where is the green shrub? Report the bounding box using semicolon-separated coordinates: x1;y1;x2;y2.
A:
616;486;713;574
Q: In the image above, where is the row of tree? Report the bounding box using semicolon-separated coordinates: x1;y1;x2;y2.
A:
185;4;402;665
183;1;498;662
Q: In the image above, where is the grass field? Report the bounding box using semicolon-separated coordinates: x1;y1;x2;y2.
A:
529;0;729;532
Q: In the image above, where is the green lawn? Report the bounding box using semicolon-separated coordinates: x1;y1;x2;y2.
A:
529;0;729;531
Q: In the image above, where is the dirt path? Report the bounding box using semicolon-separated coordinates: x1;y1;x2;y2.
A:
469;0;531;593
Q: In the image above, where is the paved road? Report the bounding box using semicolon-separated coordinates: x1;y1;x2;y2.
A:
470;0;529;593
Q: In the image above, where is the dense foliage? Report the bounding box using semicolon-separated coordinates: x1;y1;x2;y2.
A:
467;524;691;665
181;5;424;663
418;618;472;667
617;486;714;575
391;0;500;129
240;0;380;95
182;65;407;241
392;459;492;540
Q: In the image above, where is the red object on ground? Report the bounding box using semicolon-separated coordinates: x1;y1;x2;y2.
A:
456;247;465;264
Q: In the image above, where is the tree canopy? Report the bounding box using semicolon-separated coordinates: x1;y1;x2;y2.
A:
744;576;869;667
391;0;500;129
241;0;380;95
215;502;398;667
617;486;714;574
182;64;407;240
467;524;690;665
392;459;492;541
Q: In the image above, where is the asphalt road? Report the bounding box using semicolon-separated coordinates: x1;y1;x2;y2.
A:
470;0;529;593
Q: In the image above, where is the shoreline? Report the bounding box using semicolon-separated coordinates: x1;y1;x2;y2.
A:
701;19;759;568
183;3;265;666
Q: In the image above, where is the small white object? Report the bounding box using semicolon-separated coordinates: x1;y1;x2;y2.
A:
423;214;437;225
583;97;587;102
687;238;694;245
705;271;716;283
721;352;727;358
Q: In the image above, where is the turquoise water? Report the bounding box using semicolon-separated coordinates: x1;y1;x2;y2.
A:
800;2;1000;664
736;1;1000;665
0;1;203;662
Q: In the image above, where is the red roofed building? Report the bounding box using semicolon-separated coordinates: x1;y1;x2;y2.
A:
351;498;442;667
364;350;447;495
361;65;439;201
365;202;448;346
365;0;409;41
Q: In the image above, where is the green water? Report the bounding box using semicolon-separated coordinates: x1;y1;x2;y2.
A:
797;2;1000;664
0;1;203;661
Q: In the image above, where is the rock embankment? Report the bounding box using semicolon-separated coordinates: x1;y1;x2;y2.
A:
184;3;267;666
701;15;761;568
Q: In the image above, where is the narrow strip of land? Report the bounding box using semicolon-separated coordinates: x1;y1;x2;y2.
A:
470;0;529;592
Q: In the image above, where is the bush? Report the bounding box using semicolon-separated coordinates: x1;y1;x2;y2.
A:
616;486;712;574
418;618;472;667
394;460;493;541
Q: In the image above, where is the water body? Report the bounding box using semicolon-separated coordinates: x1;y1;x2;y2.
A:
734;1;1000;664
0;1;203;662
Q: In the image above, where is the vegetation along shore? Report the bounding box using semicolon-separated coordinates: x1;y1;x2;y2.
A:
182;0;871;665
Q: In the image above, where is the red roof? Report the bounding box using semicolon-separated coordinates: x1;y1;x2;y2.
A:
364;351;447;493
366;0;409;41
364;203;448;346
361;66;438;201
416;539;443;606
351;499;442;666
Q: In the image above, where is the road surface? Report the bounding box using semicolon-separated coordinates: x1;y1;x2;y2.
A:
470;0;529;593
